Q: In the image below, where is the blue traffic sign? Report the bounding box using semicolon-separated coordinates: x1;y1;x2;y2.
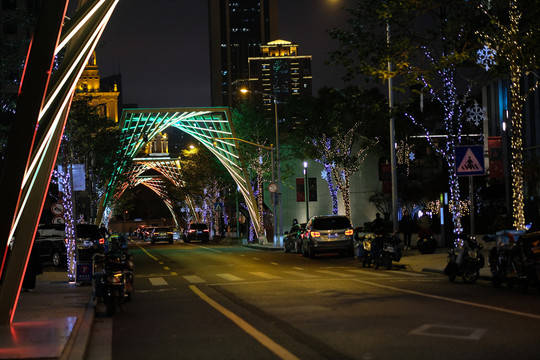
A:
455;145;485;176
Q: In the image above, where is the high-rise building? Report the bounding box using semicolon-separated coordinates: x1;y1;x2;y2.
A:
247;39;312;117
208;0;278;107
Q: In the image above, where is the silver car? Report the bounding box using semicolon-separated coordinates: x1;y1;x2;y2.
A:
302;215;354;258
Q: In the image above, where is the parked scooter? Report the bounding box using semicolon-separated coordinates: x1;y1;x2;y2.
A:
372;233;402;270
94;235;134;316
487;230;540;291
444;235;484;283
355;232;375;268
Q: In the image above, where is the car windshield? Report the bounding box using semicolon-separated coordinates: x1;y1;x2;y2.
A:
312;217;351;230
155;227;170;232
190;223;207;230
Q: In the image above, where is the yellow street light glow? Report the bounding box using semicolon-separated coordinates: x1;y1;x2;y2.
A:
240;88;249;94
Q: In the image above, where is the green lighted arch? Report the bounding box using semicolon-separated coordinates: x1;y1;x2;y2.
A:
98;107;262;237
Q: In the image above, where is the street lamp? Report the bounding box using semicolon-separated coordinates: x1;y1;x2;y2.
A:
239;87;283;246
303;161;309;222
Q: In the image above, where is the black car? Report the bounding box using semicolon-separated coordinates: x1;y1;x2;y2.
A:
283;223;306;253
34;223;103;266
301;215;354;258
184;223;209;243
151;227;174;244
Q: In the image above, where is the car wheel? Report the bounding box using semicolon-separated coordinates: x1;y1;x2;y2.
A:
283;241;290;253
169;239;173;244
52;251;62;267
184;239;190;243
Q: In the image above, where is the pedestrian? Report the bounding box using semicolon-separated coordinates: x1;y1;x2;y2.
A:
371;213;384;234
22;243;43;291
400;210;414;250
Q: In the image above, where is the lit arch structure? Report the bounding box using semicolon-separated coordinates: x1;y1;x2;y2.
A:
110;159;189;228
97;107;262;237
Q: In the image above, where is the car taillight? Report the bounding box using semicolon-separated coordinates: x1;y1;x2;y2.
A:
345;229;353;236
99;238;105;244
311;231;321;238
188;229;196;233
203;229;209;232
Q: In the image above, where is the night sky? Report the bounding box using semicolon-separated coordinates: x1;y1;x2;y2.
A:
93;0;360;108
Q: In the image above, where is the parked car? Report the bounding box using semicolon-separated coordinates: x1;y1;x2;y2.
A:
301;215;354;258
151;227;174;244
184;223;209;243
33;223;103;266
283;223;306;253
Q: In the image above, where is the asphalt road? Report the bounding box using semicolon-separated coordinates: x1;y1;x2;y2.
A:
88;240;540;360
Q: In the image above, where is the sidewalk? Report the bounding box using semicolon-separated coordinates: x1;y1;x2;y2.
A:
0;242;493;359
0;271;95;360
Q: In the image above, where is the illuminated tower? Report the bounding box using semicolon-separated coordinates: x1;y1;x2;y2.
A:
75;51;120;122
208;0;278;107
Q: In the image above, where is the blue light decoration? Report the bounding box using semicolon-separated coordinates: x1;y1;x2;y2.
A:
476;45;497;71
315;138;339;214
406;45;476;247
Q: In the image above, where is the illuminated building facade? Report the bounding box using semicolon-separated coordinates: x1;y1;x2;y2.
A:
75;52;120;122
208;0;278;107
247;39;312;123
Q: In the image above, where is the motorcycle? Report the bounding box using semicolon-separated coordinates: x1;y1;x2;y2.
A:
445;235;484;283
488;230;540;291
372;233;402;270
355;232;375;268
93;236;134;316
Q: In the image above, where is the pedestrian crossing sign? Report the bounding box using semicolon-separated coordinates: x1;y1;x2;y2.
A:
455;145;485;176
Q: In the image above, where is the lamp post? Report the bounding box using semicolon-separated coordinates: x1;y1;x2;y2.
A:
239;88;283;246
303;161;309;222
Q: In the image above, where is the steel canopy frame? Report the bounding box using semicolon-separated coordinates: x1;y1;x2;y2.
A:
98;107;262;237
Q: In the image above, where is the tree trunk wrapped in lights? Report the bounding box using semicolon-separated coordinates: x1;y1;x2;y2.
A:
477;0;540;230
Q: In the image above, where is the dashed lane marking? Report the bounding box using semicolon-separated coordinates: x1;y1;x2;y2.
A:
282;271;319;279
346;269;390;277
249;272;282;280
183;275;206;284
387;270;426;277
216;273;244;281
149;277;168;286
315;270;355;278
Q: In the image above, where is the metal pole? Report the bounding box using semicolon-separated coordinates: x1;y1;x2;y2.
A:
469;176;475;239
387;21;399;233
304;162;309;222
274;97;283;244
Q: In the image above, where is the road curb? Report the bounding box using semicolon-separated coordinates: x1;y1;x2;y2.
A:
62;296;96;360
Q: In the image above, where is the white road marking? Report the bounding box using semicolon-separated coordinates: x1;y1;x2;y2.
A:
217;273;244;281
270;262;279;266
282;271;320;278
183;275;206;284
149;277;168;286
315;270;355;278
387;270;426;277
410;324;486;340
346;269;390;277
352;278;540;321
249;272;282;280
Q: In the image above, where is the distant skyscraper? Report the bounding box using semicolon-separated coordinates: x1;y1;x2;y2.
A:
208;0;278;107
247;40;312;125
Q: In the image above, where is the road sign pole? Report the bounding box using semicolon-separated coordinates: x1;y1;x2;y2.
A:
469;176;475;240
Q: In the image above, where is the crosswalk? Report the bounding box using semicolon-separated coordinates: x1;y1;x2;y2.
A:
144;268;432;287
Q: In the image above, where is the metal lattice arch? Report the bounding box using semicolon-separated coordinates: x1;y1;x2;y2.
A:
97;107;261;237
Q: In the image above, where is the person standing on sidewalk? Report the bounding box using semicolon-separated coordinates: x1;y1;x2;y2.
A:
400;210;414;250
22;243;43;291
